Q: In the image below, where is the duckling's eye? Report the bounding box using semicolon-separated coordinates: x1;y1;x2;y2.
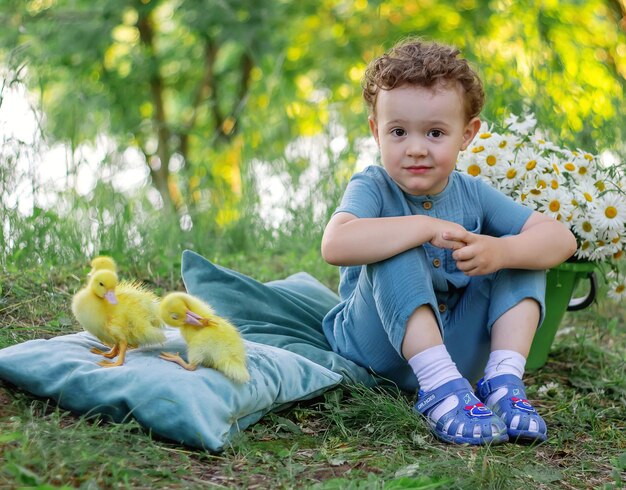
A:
99;282;104;287
170;313;179;320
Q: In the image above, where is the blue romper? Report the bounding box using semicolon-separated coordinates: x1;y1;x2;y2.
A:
322;165;546;392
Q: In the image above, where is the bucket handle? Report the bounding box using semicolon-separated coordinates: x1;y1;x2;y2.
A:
567;271;597;311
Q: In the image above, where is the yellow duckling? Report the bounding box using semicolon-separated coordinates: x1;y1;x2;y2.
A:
71;269;165;367
158;292;250;383
88;255;117;277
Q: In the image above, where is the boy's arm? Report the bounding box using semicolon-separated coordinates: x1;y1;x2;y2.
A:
448;211;577;275
321;212;468;266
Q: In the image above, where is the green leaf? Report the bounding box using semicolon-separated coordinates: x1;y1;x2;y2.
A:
386;477;451;489
517;465;563;483
6;462;42;486
0;432;22;443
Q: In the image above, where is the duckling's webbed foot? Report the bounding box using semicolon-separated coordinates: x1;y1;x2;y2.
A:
96;341;127;368
98;358;122;367
159;352;198;371
90;345;119;358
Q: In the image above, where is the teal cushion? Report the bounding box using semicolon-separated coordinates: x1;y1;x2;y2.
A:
0;330;342;451
0;250;376;451
180;250;376;386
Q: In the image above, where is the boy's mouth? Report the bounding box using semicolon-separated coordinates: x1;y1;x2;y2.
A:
405;165;431;174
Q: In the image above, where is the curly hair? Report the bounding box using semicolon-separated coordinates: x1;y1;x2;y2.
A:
362;38;484;122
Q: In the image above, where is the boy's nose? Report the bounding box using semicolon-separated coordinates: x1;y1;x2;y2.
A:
406;137;428;157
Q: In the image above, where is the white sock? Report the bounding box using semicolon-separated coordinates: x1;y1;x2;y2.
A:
410;345;498;438
484;349;526;381
408;344;462;392
483;349;535;431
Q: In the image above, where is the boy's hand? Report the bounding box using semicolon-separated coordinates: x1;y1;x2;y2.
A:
429;221;469;251
445;231;505;276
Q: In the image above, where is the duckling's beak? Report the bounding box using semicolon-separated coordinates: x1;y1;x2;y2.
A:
185;310;203;326
104;290;118;305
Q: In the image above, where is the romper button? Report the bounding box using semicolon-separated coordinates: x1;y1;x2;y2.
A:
423;201;433;210
432;258;441;268
438;304;447;313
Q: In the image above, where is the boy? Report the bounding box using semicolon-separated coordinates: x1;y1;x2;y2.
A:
321;38;576;445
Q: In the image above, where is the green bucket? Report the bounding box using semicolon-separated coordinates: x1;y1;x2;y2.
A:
526;261;597;370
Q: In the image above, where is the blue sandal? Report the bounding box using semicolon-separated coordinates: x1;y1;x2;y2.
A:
476;374;547;443
414;378;509;445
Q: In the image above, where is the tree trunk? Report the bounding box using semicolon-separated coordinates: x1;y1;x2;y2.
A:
137;7;175;213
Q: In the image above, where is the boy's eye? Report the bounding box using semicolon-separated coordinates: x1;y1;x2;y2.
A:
391;128;406;137
428;129;444;138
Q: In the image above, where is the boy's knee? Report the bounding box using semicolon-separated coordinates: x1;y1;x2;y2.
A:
492;268;546;293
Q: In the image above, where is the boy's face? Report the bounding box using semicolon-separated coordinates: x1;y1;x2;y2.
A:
369;83;480;196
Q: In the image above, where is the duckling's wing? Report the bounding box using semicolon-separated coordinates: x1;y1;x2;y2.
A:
117;280;159;301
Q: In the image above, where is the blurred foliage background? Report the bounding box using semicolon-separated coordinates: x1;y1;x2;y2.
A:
1;0;625;275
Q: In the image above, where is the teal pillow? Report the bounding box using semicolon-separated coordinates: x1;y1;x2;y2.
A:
0;330;342;451
180;250;376;386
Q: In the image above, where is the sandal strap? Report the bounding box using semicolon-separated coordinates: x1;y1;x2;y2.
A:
477;374;547;439
416;377;476;414
476;374;527;400
415;377;508;444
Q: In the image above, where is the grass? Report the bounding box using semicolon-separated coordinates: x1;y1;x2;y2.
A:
1;200;625;489
1;250;625;490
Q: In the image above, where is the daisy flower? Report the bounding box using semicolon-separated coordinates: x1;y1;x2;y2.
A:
591;193;626;231
505;113;537;134
518;179;548;209
458;112;626;266
491;160;522;193
588;241;614;261
537;382;559;396
546;154;567;186
571;152;592;178
573;179;599;207
457;152;484;178
571;215;598;242
599;229;625;255
536;188;575;222
606;271;626;301
529;131;561;152
515;146;549;181
574;240;595;260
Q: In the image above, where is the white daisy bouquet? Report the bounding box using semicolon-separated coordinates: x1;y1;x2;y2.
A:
457;113;626;300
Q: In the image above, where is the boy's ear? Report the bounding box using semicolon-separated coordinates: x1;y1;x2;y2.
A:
460;117;481;150
368;116;380;145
